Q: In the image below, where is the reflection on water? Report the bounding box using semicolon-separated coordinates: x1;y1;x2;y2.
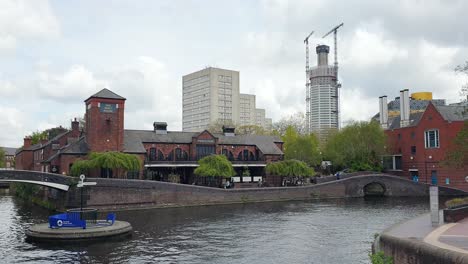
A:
0;196;428;263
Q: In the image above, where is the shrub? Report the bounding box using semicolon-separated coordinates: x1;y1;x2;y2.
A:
266;159;315;177
369;251;393;264
194;155;236;178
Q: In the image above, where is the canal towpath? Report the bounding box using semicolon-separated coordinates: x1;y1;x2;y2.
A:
376;213;468;263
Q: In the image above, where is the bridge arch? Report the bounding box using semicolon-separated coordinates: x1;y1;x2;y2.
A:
363;181;386;197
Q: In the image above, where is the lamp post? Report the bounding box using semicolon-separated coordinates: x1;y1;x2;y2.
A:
77;174;97;213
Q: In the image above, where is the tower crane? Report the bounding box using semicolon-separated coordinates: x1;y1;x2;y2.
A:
304;30;314;134
323;23;343;130
322;23;343;76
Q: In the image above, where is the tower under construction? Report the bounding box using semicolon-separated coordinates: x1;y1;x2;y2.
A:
308;45;339;135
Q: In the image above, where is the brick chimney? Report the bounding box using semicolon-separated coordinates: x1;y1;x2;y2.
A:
71;118;79;132
23;137;32;148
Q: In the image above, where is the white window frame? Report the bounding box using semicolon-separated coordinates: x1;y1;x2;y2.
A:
424;129;439;149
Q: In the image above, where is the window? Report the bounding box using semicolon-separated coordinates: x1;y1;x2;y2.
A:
410;146;416;155
397;133;401;140
424;129;439;148
149;148;157;161
175;148;188;161
196;145;215;159
382;155;402;171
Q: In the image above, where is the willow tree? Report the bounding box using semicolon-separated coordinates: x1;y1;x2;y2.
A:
194;155;235;178
70;152;141;178
266;159;314;177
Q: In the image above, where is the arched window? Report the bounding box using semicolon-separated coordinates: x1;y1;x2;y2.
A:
175;148;188;161
228;151;234;161
237;152;242;161
167;151;174;161
243;149;249;161
249;151;255;161
157;150;164;161
149;148;157;161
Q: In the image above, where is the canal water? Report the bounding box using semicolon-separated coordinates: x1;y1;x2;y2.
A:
0;195;429;263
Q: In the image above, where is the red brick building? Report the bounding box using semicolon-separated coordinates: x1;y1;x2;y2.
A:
15;89;284;183
379;90;467;190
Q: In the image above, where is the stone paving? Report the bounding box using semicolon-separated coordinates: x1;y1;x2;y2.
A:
385;212;468;255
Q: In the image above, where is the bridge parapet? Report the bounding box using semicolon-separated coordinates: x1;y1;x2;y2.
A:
0;170;76;191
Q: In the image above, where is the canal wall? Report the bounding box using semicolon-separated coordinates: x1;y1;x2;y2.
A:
76;175;466;210
374;234;468;264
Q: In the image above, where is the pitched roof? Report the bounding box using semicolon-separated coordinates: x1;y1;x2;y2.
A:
123;130;284;155
387;103;467;130
387;112;424;129
43;137;88;163
1;147;17;156
85;88;126;101
435;105;468;121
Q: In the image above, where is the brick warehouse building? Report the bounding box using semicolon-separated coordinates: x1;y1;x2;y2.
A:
15;89;284;183
378;89;467;191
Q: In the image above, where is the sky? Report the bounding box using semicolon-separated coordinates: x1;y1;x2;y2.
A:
1;0;467;147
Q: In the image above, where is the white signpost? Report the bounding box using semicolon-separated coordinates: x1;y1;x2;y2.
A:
430;186;439;227
78;175;97;211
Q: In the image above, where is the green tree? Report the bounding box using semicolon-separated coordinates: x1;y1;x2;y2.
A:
282;126;321;166
273;112;307;136
194;155;236;178
0;148;5;168
323;121;386;171
455;61;468;102
70;152;141;177
444;120;468;168
266;159;315;177
28;126;68;145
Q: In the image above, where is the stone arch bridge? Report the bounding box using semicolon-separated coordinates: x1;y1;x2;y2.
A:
0;170;465;210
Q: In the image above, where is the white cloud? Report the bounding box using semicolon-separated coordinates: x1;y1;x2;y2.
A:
345;24;408;68
340;87;378;125
0;0;59;51
36;64;107;102
0;106;28;147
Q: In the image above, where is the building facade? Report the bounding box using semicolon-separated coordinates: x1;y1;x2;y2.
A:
183;67;273;131
182;67;240;131
378;90;468;191
308;45;339;136
239;93;256;126
16;89;284;184
1;147;16;169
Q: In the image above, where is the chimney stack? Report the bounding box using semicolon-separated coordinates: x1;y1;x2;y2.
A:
71;118;79;132
379;96;388;129
23;137;32;148
153;122;168;135
222;125;235;136
400;89;410;127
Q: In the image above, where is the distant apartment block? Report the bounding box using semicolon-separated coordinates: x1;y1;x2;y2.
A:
182;67;240;132
183;67;273;132
239;94;256;126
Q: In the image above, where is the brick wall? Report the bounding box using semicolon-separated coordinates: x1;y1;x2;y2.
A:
86;98;125;152
386;104;467;191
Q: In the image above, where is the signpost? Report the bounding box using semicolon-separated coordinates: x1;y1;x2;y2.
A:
430;186;439;227
78;174;97;212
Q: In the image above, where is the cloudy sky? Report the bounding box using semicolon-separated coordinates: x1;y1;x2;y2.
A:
1;0;467;147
